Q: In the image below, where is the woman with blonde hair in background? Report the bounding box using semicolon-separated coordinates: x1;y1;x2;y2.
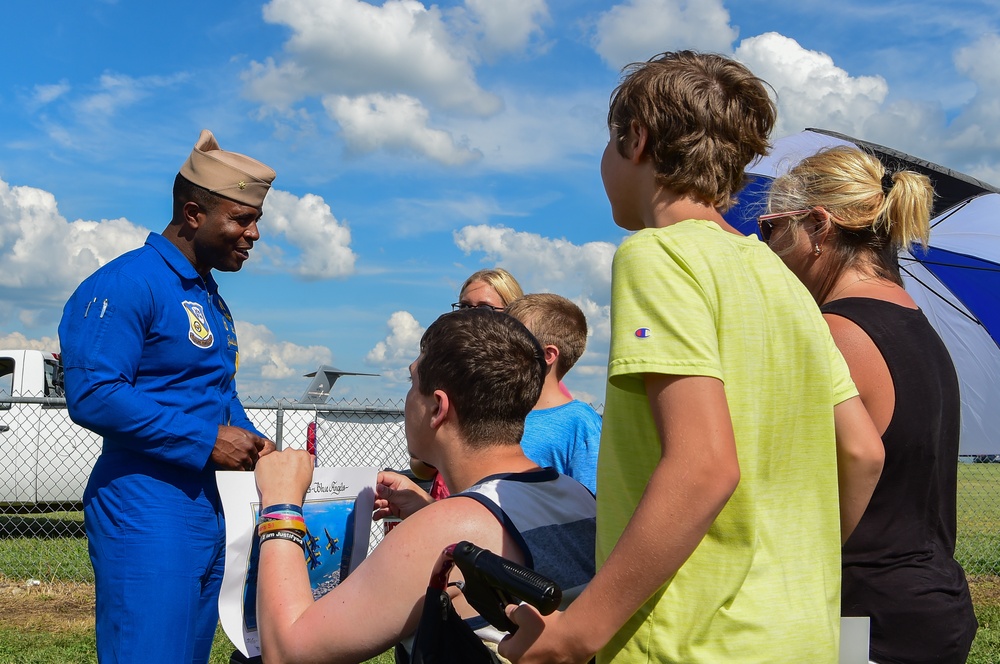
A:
453;268;524;312
411;268;527;499
763;145;977;663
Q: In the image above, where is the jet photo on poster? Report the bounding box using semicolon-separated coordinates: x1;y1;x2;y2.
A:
217;467;378;658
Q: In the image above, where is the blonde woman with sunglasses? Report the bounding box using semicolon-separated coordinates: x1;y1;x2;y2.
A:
765;145;977;664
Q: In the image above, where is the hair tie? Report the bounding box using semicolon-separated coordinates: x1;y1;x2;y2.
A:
881;171;894;195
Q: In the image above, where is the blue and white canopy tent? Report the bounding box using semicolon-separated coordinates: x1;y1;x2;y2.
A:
724;128;1000;456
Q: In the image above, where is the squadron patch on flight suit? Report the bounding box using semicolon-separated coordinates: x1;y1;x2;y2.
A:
182;301;215;348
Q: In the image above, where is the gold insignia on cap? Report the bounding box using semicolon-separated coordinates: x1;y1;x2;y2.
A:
238;181;247;190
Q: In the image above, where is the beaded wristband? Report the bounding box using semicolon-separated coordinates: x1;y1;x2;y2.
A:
258;519;308;535
259;530;305;549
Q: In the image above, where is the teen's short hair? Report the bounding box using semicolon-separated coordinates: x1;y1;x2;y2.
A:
608;50;776;212
505;294;588;380
417;309;545;448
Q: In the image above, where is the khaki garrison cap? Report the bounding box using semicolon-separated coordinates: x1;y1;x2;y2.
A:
179;129;276;208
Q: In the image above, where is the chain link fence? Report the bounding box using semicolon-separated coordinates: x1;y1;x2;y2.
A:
0;395;410;584
3;395;1000;658
956;458;1000;576
3;396;1000;576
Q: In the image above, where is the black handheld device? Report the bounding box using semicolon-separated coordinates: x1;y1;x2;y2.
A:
451;540;562;633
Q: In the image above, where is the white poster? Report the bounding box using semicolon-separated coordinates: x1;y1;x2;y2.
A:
217;467;379;658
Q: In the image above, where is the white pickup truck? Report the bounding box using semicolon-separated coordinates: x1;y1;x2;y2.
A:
0;349;101;506
1;352;407;508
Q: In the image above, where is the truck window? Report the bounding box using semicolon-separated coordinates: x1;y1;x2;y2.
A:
44;358;65;398
0;357;13;408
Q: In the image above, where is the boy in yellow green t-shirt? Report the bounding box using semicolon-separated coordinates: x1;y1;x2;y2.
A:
499;51;884;664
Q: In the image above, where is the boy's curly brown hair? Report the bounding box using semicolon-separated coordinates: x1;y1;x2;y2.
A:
608;50;776;212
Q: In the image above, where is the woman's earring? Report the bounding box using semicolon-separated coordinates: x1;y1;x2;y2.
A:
813;244;822;256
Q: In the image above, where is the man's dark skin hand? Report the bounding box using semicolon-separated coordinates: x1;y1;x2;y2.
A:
212;424;276;470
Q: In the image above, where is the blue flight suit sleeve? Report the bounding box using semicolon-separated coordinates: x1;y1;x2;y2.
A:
228;390;261;436
59;268;219;472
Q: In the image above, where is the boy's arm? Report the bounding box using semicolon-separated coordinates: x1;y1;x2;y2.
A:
823;312;885;543
500;374;740;663
833;395;884;543
254;450;517;664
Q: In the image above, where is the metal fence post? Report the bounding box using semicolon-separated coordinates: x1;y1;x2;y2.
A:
275;401;284;450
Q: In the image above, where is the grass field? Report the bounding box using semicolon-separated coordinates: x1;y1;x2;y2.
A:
0;580;394;664
3;462;1000;662
957;463;1000;575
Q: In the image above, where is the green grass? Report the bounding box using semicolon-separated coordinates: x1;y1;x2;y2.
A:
4;464;1000;662
0;510;393;663
0;627;97;663
957;464;1000;574
0;624;394;664
970;601;1000;664
0;511;91;584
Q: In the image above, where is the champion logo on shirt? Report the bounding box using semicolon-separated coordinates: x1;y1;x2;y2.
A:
635;327;652;338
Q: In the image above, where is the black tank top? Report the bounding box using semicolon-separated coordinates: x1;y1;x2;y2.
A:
822;298;977;663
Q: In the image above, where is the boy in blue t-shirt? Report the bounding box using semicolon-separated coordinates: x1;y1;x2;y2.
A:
506;293;601;494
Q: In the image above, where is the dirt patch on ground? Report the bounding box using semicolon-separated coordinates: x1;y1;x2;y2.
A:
0;578;94;633
969;574;1000;607
2;574;999;636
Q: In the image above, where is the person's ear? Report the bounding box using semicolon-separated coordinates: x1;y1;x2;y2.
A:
181;201;204;230
543;344;559;372
429;390;450;430
625;120;648;163
807;207;834;249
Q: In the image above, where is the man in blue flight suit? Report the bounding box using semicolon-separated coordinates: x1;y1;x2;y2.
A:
59;129;277;663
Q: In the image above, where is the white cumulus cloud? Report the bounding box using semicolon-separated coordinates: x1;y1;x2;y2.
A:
946;34;1000;161
0;332;61;352
445;87;607;172
324;93;482;165
463;0;550;58
731;30;1000;182
857;98;947;162
256;189;357;280
736;32;888;139
593;0;737;70
453;224;615;308
367;310;424;368
245;0;501;115
0;177;148;305
230;320;334;400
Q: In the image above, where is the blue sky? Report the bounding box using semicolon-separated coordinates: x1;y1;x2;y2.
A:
2;0;999;403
